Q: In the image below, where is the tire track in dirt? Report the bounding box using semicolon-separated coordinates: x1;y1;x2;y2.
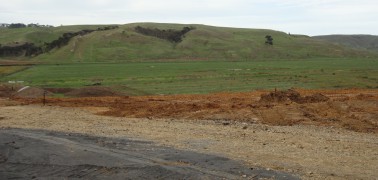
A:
0;128;299;179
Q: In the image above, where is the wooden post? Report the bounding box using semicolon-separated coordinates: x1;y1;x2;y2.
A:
43;90;46;106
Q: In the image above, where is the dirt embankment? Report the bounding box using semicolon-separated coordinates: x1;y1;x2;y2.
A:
13;88;378;134
0;99;377;179
1;88;378;179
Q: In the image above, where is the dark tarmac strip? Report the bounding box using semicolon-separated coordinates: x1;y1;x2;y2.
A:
0;128;300;179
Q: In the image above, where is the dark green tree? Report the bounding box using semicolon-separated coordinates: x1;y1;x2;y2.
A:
265;35;273;45
8;23;26;28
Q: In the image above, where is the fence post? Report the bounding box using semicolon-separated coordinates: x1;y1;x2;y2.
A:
43;90;47;106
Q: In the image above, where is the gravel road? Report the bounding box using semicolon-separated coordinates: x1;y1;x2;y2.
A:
0;128;298;179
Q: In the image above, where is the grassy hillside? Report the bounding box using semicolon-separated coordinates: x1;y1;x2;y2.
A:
1;23;376;63
314;35;378;53
0;25;109;47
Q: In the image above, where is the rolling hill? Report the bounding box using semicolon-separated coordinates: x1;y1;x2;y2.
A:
1;23;378;94
313;35;378;53
1;23;376;63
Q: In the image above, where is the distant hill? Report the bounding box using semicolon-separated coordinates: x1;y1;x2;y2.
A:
313;35;378;53
0;23;376;62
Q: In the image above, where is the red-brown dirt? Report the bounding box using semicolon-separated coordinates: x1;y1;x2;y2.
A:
64;86;124;97
13;88;378;134
2;87;377;179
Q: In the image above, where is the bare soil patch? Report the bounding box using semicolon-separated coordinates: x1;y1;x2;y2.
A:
0;84;48;98
2;87;378;178
0;103;377;179
44;87;74;94
15;88;378;134
14;87;52;99
259;89;329;104
0;84;15;97
64;86;124;97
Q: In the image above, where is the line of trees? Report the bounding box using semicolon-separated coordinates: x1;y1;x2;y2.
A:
134;26;194;43
0;23;54;28
0;43;42;57
43;29;95;52
0;25;119;57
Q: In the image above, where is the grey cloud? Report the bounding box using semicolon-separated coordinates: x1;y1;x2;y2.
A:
0;0;377;35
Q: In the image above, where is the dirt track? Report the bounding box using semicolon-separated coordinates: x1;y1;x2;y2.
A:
1;89;378;179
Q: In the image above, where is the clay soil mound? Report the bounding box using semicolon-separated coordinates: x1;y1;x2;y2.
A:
13;88;378;134
65;87;123;97
44;88;74;94
260;89;329;104
0;84;13;97
300;93;329;103
14;87;52;98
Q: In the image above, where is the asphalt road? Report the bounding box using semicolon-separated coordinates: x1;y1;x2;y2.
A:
0;128;300;179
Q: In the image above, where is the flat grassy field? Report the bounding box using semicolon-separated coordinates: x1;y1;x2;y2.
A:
1;58;377;95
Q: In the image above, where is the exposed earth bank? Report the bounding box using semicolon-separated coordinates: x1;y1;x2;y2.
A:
0;88;377;179
12;88;378;134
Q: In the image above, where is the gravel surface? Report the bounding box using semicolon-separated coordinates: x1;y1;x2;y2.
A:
0;103;377;179
1;128;298;179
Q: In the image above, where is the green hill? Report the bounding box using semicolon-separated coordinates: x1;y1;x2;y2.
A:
1;23;376;63
313;35;378;53
0;25;107;46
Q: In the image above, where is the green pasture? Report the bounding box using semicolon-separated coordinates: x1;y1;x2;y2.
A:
0;66;29;77
1;58;377;95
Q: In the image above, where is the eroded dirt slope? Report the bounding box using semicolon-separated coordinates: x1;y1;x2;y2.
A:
15;88;378;133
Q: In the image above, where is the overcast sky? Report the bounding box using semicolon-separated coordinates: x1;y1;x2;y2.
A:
1;0;377;36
